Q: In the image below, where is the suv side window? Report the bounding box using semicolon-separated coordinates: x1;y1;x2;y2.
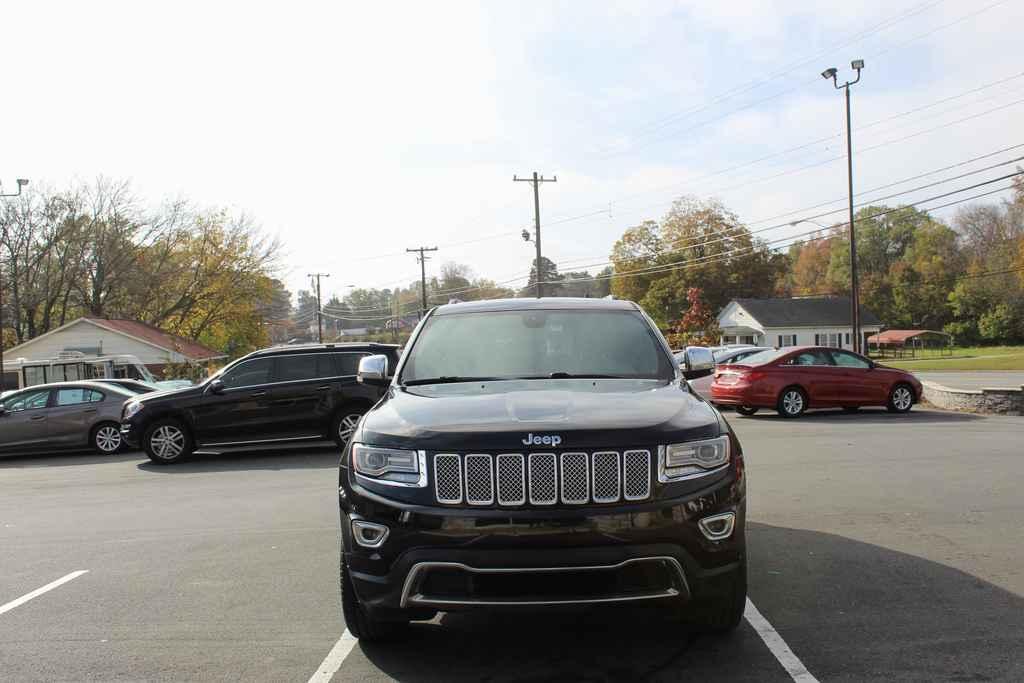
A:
334;352;370;376
276;354;320;383
831;350;871;369
220;357;275;389
5;390;51;412
275;353;338;383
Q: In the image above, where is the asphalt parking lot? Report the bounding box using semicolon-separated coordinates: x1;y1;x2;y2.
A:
2;406;1022;682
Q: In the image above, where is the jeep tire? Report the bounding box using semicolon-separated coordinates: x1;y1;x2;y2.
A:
340;555;407;642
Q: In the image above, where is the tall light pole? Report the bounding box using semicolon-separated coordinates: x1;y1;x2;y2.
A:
822;60;864;353
0;178;29;392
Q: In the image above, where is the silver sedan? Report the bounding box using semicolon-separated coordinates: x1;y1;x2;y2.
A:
0;381;134;457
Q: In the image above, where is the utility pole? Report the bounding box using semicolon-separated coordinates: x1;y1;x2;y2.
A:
406;246;438;318
514;172;557;298
0;178;29;392
822;60;864;353
307;272;329;343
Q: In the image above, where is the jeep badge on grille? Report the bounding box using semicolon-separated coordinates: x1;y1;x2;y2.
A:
522;433;562;447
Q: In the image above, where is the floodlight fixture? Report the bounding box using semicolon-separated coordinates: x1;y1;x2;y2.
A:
821;67;838;80
851;59;864;70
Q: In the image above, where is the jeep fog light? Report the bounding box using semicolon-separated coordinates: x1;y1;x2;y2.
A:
352;520;389;549
698;512;736;541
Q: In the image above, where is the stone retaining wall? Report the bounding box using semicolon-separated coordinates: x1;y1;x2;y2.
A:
921;381;1024;416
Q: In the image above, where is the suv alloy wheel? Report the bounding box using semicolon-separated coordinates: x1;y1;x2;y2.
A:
333;410;364;448
144;420;194;464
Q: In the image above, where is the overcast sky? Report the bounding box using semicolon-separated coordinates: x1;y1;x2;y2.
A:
3;0;1022;302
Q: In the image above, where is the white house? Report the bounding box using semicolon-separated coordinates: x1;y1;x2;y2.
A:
2;317;225;386
717;296;882;351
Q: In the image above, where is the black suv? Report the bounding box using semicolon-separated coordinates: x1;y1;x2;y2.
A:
121;343;400;464
338;298;746;641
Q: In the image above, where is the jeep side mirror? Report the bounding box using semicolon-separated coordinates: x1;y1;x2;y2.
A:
208;379;225;395
0;405;6;417
357;354;389;386
682;346;715;380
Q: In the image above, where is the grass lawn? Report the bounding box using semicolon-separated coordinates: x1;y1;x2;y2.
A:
876;346;1024;371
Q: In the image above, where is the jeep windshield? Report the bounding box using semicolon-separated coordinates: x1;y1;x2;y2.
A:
399;309;674;385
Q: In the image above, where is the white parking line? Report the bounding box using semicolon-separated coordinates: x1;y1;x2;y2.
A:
0;570;89;617
745;598;819;682
307;628;358;683
310;601;817;682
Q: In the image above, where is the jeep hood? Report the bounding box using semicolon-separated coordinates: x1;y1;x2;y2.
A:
358;379;721;451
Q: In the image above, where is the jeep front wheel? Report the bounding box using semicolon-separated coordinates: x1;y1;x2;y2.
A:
693;559;747;634
340;555;406;641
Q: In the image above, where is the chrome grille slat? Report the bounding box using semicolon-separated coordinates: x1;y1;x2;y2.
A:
528;453;557;505
464;454;494;505
495;454;526;506
560;452;589;504
434;454;462;504
623;449;652;501
591;451;620;503
434;450;651;506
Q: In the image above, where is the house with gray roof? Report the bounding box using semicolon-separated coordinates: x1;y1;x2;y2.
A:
717;296;882;351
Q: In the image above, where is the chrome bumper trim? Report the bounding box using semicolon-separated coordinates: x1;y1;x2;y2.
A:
399;556;688;608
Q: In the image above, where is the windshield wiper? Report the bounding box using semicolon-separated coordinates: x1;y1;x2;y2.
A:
525;372;626;379
403;376;504;386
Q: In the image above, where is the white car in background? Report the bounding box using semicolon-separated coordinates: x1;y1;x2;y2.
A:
688;346;773;400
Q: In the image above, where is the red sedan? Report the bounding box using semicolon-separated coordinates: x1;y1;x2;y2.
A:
710;346;923;418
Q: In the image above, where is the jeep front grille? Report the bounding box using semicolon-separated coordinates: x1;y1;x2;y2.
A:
434;454;463;504
434;450;652;507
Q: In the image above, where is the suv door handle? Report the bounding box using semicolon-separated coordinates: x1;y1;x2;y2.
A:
316;385;331;392
250;390;268;397
30;415;46;421
83;408;98;414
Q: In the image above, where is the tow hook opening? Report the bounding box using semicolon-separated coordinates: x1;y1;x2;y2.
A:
352;520;390;549
698;512;736;541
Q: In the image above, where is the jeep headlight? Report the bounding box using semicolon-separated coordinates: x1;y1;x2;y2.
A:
123;401;143;420
351;443;425;487
659;435;730;481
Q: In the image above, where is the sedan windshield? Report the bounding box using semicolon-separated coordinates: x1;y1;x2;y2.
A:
400;309;674;384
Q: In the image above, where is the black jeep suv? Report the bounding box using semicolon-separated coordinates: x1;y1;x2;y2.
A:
338;298;746;640
121;343;400;463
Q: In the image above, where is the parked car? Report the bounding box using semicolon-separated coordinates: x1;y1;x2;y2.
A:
0;381;134;456
93;379;160;394
710;346;923;418
338;298;746;641
120;343;401;464
688;346;773;400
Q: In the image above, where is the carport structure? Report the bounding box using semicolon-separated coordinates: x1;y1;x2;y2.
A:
867;329;952;359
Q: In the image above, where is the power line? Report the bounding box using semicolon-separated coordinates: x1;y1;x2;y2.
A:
545;90;1024;234
424;176;1019;300
312;73;1024;274
432;148;1024;295
533;182;1019;287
